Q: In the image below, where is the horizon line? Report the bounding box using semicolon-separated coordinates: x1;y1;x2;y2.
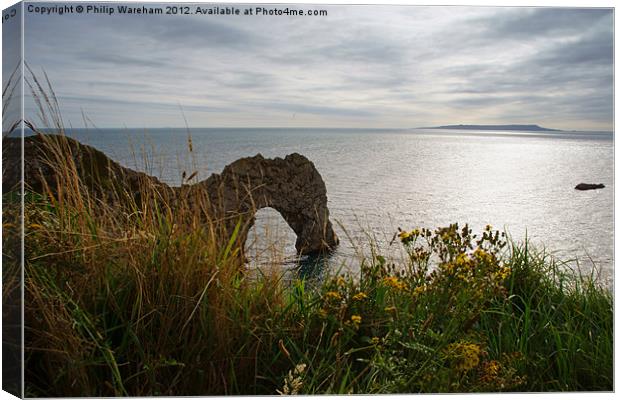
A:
21;126;613;134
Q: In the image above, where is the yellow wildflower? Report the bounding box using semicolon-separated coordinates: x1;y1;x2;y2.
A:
399;228;422;243
481;360;501;383
352;292;368;301
370;336;380;345
498;267;511;280
350;315;362;324
398;230;411;240
486;360;501;375
441;262;456;275
325;291;342;301
413;285;427;296
456;271;472;282
444;341;482;372
455;252;469;266
474;248;493;264
383;276;406;290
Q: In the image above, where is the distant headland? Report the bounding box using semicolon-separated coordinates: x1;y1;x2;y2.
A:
424;124;561;132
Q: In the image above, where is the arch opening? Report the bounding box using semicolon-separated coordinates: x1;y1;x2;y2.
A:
245;207;299;266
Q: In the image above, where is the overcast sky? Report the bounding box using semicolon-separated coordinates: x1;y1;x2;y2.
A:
8;3;614;130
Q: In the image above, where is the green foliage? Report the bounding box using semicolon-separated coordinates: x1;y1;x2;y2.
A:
480;241;614;391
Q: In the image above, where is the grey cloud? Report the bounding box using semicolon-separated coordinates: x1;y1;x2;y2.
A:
319;38;405;64
476;8;611;39
82;53;169;68
426;8;612;64
440;22;612;98
2;10;22;132
219;71;277;89
84;81;153;90
249;101;375;118
445;94;549;108
266;26;410;67
535;29;613;66
144;17;260;49
2;10;22;85
18;5;614;130
26;94;234;114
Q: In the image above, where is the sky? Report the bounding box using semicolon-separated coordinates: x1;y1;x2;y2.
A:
3;2;615;130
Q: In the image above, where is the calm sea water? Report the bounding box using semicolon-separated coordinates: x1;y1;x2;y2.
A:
64;128;614;282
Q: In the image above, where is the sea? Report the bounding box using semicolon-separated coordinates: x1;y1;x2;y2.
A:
60;127;614;284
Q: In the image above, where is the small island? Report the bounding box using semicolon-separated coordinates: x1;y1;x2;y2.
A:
425;124;561;132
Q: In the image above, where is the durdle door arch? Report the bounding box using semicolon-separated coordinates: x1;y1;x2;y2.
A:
190;153;340;255
3;135;339;256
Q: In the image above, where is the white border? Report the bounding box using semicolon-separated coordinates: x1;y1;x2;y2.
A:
0;1;616;399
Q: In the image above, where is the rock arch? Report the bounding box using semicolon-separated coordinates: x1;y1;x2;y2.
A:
3;135;339;255
188;153;339;255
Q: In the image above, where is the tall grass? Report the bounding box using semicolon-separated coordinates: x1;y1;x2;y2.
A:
14;167;612;395
481;242;613;391
2;61;24;397
18;131;260;395
5;72;613;395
